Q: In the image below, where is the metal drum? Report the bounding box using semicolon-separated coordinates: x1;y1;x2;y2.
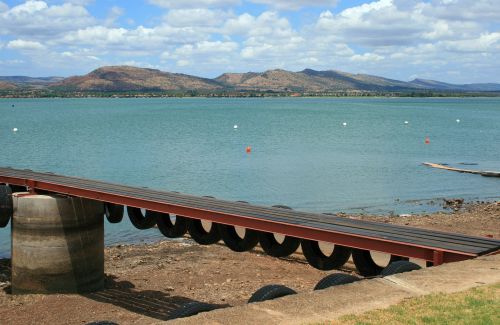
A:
11;193;104;294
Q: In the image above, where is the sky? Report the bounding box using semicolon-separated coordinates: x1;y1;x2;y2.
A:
0;0;499;83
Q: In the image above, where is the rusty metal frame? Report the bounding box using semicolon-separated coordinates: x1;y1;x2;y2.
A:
0;175;482;265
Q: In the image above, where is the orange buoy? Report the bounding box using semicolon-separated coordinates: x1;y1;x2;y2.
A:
425;136;430;144
245;146;252;153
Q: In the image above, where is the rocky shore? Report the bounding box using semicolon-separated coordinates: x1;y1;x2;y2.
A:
0;201;498;324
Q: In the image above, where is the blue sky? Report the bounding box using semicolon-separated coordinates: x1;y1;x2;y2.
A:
0;0;499;83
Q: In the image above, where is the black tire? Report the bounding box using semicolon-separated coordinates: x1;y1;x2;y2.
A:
156;213;188;238
218;224;260;252
381;261;422;276
352;249;407;276
105;203;124;224
187;219;221;245
127;207;157;230
0;185;13;228
259;232;300;257
170;302;217;319
313;273;360;290
248;284;297;303
301;239;351;270
10;185;27;193
258;204;301;257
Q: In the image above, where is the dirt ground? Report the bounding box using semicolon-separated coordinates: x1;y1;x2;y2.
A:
0;201;498;324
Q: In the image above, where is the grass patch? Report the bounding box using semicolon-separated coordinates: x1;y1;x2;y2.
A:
334;283;499;325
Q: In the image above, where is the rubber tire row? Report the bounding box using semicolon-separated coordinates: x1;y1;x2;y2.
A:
104;203;416;276
107;203;353;271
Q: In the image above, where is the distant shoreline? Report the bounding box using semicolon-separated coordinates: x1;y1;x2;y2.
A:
2;91;500;99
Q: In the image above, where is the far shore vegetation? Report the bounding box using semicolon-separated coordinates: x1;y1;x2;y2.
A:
2;89;500;99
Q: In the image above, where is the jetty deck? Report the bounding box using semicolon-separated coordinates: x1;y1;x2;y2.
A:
1;167;499;266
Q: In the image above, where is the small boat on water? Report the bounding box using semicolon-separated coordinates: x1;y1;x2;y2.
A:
423;162;500;178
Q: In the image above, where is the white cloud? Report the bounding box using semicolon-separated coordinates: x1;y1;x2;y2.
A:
0;1;8;12
249;0;338;10
225;12;303;53
166;9;232;27
0;59;24;64
148;0;240;9
8;0;47;14
224;11;293;37
7;39;45;50
442;32;500;52
57;24;209;53
105;6;124;26
350;53;384;62
176;59;190;66
0;1;95;37
315;2;427;46
118;60;159;69
312;0;495;48
162;40;238;65
421;0;500;21
64;0;94;5
61;50;100;61
195;40;238;53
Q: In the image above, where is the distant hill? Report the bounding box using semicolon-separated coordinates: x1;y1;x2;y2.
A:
0;81;17;90
52;66;222;92
1;65;499;94
216;68;499;93
409;78;500;92
0;76;63;88
215;69;423;92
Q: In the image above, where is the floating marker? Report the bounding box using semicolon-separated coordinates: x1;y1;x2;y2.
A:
404;121;409;125
12;128;18;132
234;124;238;129
245;146;251;153
425;136;430;144
342;122;347;127
456;119;460;123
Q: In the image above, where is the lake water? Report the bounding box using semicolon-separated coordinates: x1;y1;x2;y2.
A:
1;97;499;257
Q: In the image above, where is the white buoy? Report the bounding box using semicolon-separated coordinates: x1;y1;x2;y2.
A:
342;122;347;127
404;121;409;125
12;128;18;132
233;124;238;129
456;119;460;123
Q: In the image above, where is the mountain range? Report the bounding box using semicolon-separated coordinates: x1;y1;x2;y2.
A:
1;65;499;94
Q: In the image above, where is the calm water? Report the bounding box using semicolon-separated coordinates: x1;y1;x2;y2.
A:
1;97;499;257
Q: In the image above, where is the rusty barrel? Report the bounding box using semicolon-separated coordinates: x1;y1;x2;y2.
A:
11;193;104;294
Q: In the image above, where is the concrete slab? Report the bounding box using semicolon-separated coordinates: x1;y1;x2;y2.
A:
165;254;500;325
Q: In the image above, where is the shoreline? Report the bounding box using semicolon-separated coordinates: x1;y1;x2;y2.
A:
2;94;500;99
0;201;498;323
